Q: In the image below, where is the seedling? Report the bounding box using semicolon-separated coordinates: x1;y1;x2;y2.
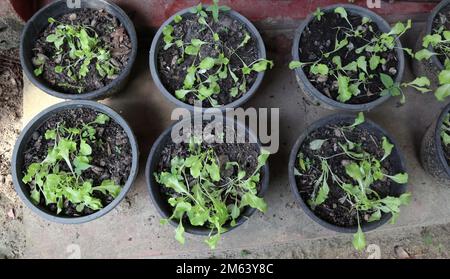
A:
162;0;273;107
313;8;324;21
416;25;450;101
289;7;429;104
155;137;269;249
296;113;411;251
33;18;119;93
22;113;122;214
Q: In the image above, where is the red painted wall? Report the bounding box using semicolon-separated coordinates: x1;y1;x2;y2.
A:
6;0;438;26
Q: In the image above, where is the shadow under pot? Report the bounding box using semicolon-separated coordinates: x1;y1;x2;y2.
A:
12;101;139;224
146;116;270;249
20;0;138;100
421;102;450;186
149;3;271;112
413;0;450;97
290;4;405;112
288;114;410;250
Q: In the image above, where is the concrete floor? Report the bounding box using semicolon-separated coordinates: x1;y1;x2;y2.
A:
20;20;450;259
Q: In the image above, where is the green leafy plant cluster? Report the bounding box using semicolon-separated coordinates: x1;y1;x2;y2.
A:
290;7;430;104
22;113;122;214
295;113;411;251
441;113;450;147
154;137;269;249
33;17;119;93
415;25;450;101
162;0;273;107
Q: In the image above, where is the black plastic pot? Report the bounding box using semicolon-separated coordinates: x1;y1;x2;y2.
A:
149;6;267;112
420;103;450;185
20;0;138;100
146;116;270;235
288;114;408;233
12;101;139;224
412;0;449;90
291;4;405;112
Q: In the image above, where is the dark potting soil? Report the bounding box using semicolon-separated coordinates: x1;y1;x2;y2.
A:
157;12;259;107
296;121;399;228
33;9;132;94
156;128;262;226
432;4;450;66
22;108;132;217
298;11;399;104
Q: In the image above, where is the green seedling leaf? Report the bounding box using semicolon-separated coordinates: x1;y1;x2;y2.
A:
174;15;182;23
191;38;206;47
94;113;110;124
435;84;450;101
342;61;357;72
313;180;329;206
415;49;436;61
30;189;40;205
175;221;185;244
241;192;268;212
368;210;381;222
45;129;56;140
337;75;352;103
34;65;44;76
309;139;326;151
380;73;394;88
422;34;441;48
310;63;329;76
205;233;220;249
345;162;364;183
157;172;188;194
257;149;270;168
93;180;121;198
183;66;197;89
79;139;92;156
54;65;63;74
199;57;215;70
313;8;324;21
389;20;411;36
357;56;368;73
334;7;348;21
206;161;220;182
230;87;239;97
353;224;366;251
439;70;450;85
349;112;364;128
381;137;393;161
369;55;380;70
387;173;408;184
185;45;200;56
239;32;251;48
252;60;274;72
289;60;305;70
408;76;431;88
